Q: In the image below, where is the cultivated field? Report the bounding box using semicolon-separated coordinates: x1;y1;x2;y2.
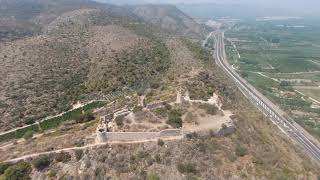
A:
225;18;320;140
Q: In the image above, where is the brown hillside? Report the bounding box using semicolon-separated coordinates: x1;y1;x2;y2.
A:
0;6;169;131
128;4;208;39
0;1;319;179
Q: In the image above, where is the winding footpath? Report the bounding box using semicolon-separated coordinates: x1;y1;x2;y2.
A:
4;136;184;163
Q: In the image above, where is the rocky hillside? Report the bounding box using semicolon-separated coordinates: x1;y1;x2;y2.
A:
0;0;169;131
1;37;319;179
0;0;138;41
128;4;208;39
0;0;319;179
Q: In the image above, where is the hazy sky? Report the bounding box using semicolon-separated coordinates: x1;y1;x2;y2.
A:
98;0;320;17
100;0;320;5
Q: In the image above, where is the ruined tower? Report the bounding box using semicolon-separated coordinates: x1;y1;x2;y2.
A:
96;113;114;143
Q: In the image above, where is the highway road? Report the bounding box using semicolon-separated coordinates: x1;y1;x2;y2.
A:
212;32;320;162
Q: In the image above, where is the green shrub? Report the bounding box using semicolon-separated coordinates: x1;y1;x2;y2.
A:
186;175;199;180
115;115;125;127
32;155;51;170
137;151;149;159
25;118;35;125
154;154;161;163
55;152;71;163
150;81;160;89
133;105;143;113
73;139;85;147
185;132;198;139
16;124;39;139
87;38;170;94
40;101;105;130
235;145;247;157
23;130;33;140
146;156;155;166
241;71;249;78
181;38;212;63
75;150;83;161
177;162;197;174
75;112;95;124
198;104;218;115
0;131;16;143
4;162;32;180
47;170;57;177
0;163;10;175
137;89;145;96
147;173;160;180
165;103;172;111
167;109;182;128
157;139;164;146
154;107;168;118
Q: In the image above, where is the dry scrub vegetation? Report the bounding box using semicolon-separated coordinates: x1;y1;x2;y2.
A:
1;36;319;180
0;0;320;179
0;7;169;131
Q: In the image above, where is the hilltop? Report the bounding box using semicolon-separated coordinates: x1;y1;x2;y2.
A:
128;4;208;39
0;0;166;131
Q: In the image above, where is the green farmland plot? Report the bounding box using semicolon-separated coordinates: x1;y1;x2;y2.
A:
226;20;320;73
0;124;40;142
0;101;106;142
226;19;320;140
246;72;279;92
265;72;320;82
39;101;106;130
295;88;320;102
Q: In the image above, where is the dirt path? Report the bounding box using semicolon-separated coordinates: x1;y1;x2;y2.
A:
294;86;320;90
270;71;320;75
295;90;320;105
0;100;106;137
255;72;280;82
309;60;320;67
0;88;132;137
3;136;184;163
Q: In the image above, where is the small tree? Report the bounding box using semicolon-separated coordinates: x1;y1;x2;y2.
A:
147;173;160;180
198;104;218;115
241;71;249;78
115;115;125;127
154;154;161;163
23;130;33;140
157;139;164;146
75;150;83;161
235;145;247;157
280;81;290;87
76;111;95;123
25;118;35;125
32;155;51;170
0;163;10;174
167;109;182;128
4;162;32;180
177;162;197;174
47;170;57;178
150;82;160;89
55;152;71;163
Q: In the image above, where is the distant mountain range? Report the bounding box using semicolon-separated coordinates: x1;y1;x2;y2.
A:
97;0;320;18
